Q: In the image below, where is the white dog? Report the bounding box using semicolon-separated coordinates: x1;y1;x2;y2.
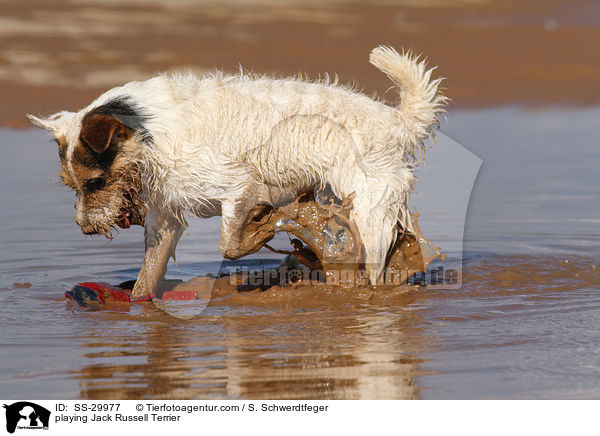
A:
28;46;446;297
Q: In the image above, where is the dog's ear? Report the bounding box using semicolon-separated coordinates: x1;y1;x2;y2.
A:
27;111;74;134
80;114;131;154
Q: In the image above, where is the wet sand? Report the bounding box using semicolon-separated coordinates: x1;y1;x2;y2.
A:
1;0;600;127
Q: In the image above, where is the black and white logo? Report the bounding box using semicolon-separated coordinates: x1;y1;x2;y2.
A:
3;402;50;434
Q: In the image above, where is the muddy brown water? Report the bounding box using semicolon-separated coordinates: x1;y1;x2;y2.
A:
1;106;599;399
228;195;440;287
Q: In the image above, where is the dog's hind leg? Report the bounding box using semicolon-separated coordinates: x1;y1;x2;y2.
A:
218;183;271;260
349;181;402;285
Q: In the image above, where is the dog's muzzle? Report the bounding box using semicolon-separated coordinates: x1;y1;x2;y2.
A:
80;225;99;235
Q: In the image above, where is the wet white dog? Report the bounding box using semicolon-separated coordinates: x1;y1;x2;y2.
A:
28;46;446;297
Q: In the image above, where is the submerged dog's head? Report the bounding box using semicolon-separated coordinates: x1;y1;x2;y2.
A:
27;98;149;237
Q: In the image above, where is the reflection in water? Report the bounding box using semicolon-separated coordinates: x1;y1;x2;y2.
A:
76;296;426;399
71;254;600;399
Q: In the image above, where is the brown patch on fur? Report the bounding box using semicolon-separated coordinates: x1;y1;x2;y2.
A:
54;135;78;190
55;134;68;161
80;113;131;155
58;167;77;190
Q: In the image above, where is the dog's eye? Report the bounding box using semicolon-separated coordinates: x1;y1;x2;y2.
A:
85;177;106;192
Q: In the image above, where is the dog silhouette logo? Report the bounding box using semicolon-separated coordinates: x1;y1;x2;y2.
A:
3;402;50;434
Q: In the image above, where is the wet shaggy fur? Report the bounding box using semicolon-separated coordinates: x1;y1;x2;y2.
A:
28;46;447;296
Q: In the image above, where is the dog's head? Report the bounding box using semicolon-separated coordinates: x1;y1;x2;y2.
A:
27;98;149;237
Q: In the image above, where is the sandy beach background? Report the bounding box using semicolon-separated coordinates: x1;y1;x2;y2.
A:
2;0;600;127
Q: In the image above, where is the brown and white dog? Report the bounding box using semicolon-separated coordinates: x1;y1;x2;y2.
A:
28;46;446;297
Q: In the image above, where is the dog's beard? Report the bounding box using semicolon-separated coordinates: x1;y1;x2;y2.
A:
76;169;146;239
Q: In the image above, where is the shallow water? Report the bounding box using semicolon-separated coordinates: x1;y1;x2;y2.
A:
1;107;599;399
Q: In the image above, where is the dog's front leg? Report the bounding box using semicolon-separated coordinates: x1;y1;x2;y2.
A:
131;212;185;298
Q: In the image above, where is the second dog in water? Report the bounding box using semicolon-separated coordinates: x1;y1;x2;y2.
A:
28;45;447;297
